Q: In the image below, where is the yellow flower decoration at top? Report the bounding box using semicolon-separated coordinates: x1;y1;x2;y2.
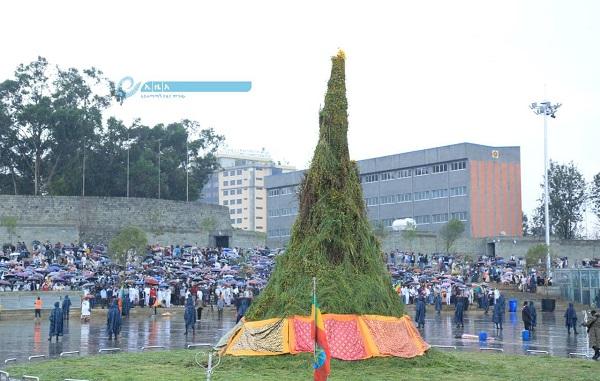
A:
336;49;346;60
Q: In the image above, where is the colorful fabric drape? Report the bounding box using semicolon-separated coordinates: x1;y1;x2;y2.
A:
221;314;429;360
312;297;331;381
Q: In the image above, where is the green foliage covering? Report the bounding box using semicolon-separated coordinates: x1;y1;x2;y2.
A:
109;226;148;266
246;51;403;320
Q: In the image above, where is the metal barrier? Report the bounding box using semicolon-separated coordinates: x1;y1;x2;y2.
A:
98;348;121;353
569;352;590;358
527;350;549;355
0;370;9;381
479;348;504;352
431;345;457;350
22;376;40;381
28;355;46;361
3;358;16;364
140;345;165;351
60;351;80;357
187;343;213;349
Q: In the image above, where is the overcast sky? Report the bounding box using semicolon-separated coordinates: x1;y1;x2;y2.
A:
2;1;599;233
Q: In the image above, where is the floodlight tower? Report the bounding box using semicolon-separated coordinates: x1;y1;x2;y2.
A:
529;100;561;279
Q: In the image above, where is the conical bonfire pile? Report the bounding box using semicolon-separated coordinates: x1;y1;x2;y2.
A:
246;50;403;320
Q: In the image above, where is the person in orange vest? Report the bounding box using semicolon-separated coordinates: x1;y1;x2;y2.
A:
34;297;42;319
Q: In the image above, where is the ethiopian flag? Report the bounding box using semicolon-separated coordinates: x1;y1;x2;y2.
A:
312;293;331;381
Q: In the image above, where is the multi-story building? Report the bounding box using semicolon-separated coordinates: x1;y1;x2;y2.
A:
200;148;294;233
266;143;521;245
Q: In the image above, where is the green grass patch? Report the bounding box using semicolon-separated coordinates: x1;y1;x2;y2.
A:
5;349;599;381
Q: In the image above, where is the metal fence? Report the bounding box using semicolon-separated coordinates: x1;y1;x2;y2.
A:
554;268;600;306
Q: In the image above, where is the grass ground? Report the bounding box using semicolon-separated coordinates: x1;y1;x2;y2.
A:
5;349;599;381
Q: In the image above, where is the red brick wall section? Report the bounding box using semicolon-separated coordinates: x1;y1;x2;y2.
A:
469;160;522;238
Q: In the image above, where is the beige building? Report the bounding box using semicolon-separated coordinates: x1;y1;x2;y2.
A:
201;149;294;233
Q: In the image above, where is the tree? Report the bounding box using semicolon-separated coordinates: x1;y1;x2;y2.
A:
522;212;529;236
439;219;465;253
532;161;586;240
109;226;148;266
591;173;600;222
526;244;548;269
0;58;224;200
246;51;403;320
401;221;417;250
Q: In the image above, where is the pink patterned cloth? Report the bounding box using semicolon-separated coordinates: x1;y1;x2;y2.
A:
324;318;367;360
292;318;313;353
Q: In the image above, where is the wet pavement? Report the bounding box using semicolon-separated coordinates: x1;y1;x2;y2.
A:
0;306;594;367
416;308;592;357
0;306;237;366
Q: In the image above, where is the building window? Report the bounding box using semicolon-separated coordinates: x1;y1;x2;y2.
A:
256;196;263;200
450;186;467;197
236;199;242;204
256;216;263;220
414;191;430;201
362;174;379;183
451;211;468;221
432;163;448;173
236;208;242;214
269;209;280;217
451;161;467;171
414;167;429;176
257;187;263;190
431;188;448;199
415;215;430;225
223;171;228;177
237;169;242;175
432;213;449;223
230;209;235;214
398;169;412;178
380;172;395;181
236;218;242;223
236;180;242;185
223;190;229;196
268;189;279;197
397;193;412;203
365;197;378;206
229;170;235;176
223;200;229;206
256;177;263;181
380;195;396;204
223;180;228;186
237;189;242;195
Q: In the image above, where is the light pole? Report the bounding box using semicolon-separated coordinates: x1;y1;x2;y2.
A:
530;100;561;278
124;132;134;198
158;139;161;200
186;139;189;202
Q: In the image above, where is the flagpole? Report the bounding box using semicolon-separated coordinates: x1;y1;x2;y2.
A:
313;276;316;361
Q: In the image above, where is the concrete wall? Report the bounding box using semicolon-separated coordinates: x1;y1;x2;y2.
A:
0;291;82;311
0;195;265;247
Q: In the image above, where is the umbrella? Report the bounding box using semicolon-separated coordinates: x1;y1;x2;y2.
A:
145;277;159;285
0;280;12;286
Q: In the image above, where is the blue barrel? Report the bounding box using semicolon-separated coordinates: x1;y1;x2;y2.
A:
509;299;518;313
522;330;530;341
479;331;488;341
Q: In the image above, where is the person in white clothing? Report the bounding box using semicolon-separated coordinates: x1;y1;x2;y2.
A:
81;298;91;322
